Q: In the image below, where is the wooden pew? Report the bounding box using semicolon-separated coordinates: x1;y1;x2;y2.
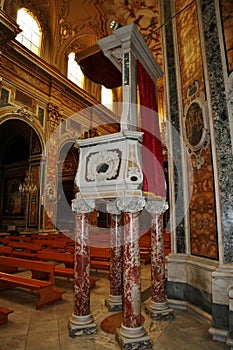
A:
139;231;151;264
90;247;111;271
0;246;13;256
0;306;13;325
0;256;56;283
37;251;99;288
0;256;66;309
9;242;43;259
0;273;65;309
34;239;67;252
0;247;16;273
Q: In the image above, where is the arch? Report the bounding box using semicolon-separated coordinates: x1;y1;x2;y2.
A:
56;141;79;232
0;116;44;232
0;113;45;154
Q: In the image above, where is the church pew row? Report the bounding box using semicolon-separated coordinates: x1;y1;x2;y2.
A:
37;251;99;288
0;306;13;325
0;256;66;309
90;247;111;271
8;242;43;259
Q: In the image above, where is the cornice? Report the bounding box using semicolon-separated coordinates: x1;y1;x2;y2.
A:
0;9;21;50
2;41;119;124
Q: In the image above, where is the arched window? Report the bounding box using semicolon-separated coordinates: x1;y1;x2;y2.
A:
101;85;113;110
67;52;84;88
16;8;41;55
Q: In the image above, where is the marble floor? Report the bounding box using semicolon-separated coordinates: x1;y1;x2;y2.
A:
0;264;229;350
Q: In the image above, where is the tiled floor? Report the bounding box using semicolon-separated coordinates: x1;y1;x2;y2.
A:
0;264;229;350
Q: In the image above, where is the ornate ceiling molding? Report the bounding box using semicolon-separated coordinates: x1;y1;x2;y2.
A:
0;9;21;50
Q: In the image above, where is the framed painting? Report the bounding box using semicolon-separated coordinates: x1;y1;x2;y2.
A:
2;177;25;216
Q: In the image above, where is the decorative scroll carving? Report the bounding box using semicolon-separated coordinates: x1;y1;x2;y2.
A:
127;144;143;184
47;103;63;133
86;149;121;182
72;197;95;214
117;196;145;213
14;106;33;121
145;198;168;216
106;200;121;215
45;182;56;202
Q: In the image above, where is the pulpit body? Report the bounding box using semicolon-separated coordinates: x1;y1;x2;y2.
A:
76;131;143;200
69;23;172;350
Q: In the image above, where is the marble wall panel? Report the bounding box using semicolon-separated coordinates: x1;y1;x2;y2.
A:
202;0;233;264
175;0;218;259
164;0;185;253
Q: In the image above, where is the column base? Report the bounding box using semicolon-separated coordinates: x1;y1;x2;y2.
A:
68;313;97;337
115;324;152;350
145;300;174;320
208;326;228;343
105;294;123;312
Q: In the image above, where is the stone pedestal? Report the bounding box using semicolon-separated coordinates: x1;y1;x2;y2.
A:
105;201;123;312
145;199;173;320
115;197;152;349
68;198;97;337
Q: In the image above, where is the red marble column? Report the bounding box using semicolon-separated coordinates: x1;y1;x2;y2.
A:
115;197;151;349
105;201;123;311
145;199;173;320
68;197;97;337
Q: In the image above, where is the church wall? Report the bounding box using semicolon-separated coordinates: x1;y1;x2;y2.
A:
175;0;218;260
164;0;233;343
0;37;119;233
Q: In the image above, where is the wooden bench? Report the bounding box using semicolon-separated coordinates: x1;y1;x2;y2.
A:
0;306;13;325
0;272;65;309
139;232;151;264
0;257;66;309
0;256;56;283
90;247;111;271
37;251;99;288
9;242;43;259
0;246;13;256
0;247;16;272
34;239;68;252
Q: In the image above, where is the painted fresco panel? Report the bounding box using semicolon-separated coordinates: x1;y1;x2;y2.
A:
189;148;218;259
176;0;218;259
175;0;205;97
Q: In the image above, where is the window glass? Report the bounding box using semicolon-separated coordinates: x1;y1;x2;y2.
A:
68;52;84;88
16;8;41;55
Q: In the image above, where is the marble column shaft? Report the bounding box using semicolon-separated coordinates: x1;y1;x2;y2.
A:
110;213;123;297
151;212;166;303
145;199;173;319
69;197;96;337
123;210;142;328
73;211;90;316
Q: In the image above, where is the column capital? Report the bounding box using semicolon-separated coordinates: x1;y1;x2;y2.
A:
117;196;145;212
72;197;95;214
145;198;168;215
106;200;121;215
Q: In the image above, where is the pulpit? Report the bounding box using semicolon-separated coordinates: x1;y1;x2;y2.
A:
68;23;172;350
